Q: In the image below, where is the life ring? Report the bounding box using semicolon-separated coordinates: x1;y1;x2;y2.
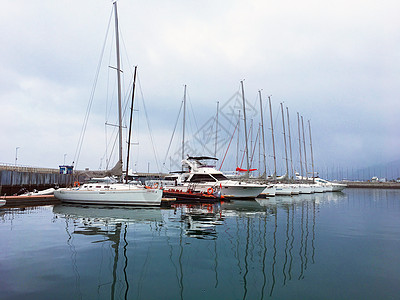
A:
207;187;214;195
153;183;159;189
73;181;80;187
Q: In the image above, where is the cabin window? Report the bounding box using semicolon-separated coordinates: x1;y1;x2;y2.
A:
190;174;216;182
210;174;228;181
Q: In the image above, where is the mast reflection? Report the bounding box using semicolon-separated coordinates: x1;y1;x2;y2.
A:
51;193;324;299
53;204;163;300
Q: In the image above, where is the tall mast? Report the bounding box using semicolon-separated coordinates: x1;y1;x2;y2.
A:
258;91;267;180
114;1;123;178
280;103;289;178
125;66;137;183
286;107;294;180
181;84;187;167
308;120;315;183
214;101;219;158
258;123;261;177
297;112;304;180
241;80;250;177
301;116;308;181
268;96;277;179
236;110;240;169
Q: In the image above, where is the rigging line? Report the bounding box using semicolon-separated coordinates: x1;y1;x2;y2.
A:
119;25;134;78
240;121;253;168
73;8;113;169
219;105;238;169
250;126;260;168
202;115;217;154
163;100;184;169
185;90;201;153
104;64;135;171
219;119;239;170
103;82;133;171
137;74;161;173
186;90;199;133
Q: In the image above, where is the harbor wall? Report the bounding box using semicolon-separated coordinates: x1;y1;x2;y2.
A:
345;181;400;189
0;167;74;195
0;166;166;195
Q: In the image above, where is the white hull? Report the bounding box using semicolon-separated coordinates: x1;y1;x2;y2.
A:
312;184;324;193
321;184;333;192
220;183;266;198
330;183;347;192
260;186;276;197
23;188;55;196
290;185;300;195
54;185;162;206
299;184;313;194
165;182;265;199
275;184;292;196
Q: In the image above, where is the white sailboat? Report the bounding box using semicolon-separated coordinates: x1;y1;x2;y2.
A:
54;1;162;206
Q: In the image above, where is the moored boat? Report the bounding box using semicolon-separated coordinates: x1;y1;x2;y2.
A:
164;156;266;199
54;1;162;206
275;183;292;196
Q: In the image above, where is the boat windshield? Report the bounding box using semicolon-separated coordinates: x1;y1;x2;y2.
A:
210;173;228;181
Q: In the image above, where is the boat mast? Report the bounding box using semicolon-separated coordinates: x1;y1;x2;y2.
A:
241;80;250;178
308;120;315;183
301;116;309;182
297;112;304;181
214;101;219;158
113;1;123;179
182;84;187;170
236;110;240;169
286;107;294;180
280;103;289;179
125;66;137;183
258;91;267;180
268;96;277;180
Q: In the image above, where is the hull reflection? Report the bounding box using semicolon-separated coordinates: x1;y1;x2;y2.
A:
50;195;321;299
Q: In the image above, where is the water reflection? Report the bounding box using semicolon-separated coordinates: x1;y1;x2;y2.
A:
53;205;164;300
44;195;323;298
2;190;400;299
171;203;224;240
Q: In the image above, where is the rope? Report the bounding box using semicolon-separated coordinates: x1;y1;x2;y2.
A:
137;74;161;173
163;100;183;170
73;9;113;169
219;120;238;170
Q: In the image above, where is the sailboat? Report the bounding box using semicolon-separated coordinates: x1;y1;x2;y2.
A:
54;1;162;206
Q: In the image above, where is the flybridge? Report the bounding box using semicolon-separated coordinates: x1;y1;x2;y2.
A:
187;156;218;160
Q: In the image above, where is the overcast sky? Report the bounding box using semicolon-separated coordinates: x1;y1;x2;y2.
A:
1;0;399;176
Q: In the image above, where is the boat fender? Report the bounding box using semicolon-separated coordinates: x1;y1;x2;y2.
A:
73;181;80;187
153;183;159;189
207;187;214;195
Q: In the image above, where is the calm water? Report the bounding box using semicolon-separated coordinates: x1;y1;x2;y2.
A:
1;189;399;299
